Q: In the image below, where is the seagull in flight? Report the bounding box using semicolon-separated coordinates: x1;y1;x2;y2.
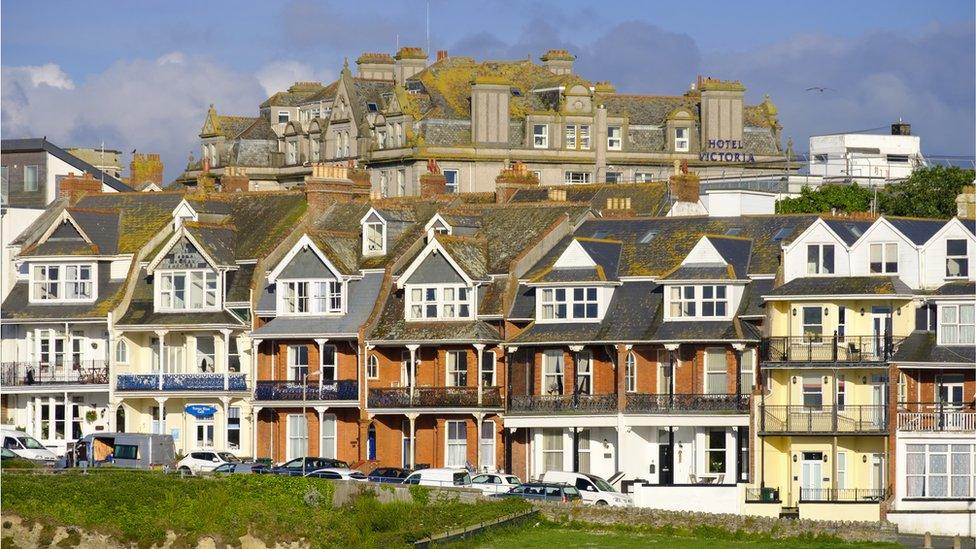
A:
805;86;836;93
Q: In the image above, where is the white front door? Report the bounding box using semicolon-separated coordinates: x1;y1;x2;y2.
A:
871;454;885;495
801;453;823;502
871;375;888;428
871;307;891;358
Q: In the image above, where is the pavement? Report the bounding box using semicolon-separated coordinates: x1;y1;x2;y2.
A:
898;532;975;548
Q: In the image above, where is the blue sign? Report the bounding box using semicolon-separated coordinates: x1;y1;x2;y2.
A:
185;405;217;418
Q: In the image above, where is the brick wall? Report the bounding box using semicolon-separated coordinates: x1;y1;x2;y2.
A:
255;407;361;464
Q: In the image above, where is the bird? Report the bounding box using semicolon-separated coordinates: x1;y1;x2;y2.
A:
805;86;835;93
131;149;137;154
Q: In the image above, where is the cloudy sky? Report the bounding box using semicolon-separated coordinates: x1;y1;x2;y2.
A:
2;0;973;181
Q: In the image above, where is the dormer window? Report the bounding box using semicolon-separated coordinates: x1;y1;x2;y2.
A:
157;269;218;311
364;222;385;255
946;239;969;277
869;243;898;274
539;287;600;321
30;263;95;302
667;285;729;319
280;280;342;315
806;244;835;275
407;285;472;320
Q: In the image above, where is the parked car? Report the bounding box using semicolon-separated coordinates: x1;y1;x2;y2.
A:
1;429;57;463
492;482;582;503
212;462;262;474
305;467;368;481
1;447;17;461
470;473;522;494
177;451;241;474
368;467;411;484
257;456;349;476
402;467;472;487
71;433;175;470
540;471;631;506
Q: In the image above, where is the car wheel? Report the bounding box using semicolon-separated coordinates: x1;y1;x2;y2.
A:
179;466;192;475
596;500;608;506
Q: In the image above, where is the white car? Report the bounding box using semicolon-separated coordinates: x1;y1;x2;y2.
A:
177;451;241;474
305;467;368;481
470;473;522;494
402;467;472;487
1;429;57;463
541;471;632;507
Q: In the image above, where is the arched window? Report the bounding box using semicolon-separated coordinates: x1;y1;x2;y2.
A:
625;352;637;393
366;355;379;379
115;339;128;364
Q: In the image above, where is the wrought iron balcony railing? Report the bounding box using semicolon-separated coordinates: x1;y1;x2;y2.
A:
508;393;618;414
761;335;903;364
626;393;750;413
759;404;888;434
897;402;976;432
1;361;108;386
368;386;502;409
254;380;358;401
115;372;248;391
799;488;885;503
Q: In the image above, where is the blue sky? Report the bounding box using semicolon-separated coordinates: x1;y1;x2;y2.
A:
3;0;974;181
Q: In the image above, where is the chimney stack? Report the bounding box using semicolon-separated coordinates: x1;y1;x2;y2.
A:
419;159;448;197
494;161;539;204
540;49;575;75
436;50;449;62
220;166;250;192
128;153;164;187
891;120;911;136
356;52;395;81
304;163;371;211
394;47;428;85
58;172;103;205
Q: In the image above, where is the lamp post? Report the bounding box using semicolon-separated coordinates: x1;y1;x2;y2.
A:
301;367;321;476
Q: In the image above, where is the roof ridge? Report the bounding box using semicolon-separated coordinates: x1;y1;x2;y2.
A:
575;236;622;244
185;221;237;231
67;207;119;215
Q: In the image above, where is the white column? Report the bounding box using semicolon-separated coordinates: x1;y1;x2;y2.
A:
219;396;230;451
474;344;485;406
221;330;232;373
252;406;263;461
407;345;419;403
154;396;168;436
315;406;327;457
473;412;485;472
251;338;262;387
408;412;418;470
155;330;168;389
314;338;329;392
64;391;73;442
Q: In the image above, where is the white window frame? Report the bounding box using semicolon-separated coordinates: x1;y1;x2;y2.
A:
938;303;975;346
806;244;835;275
739;348;755;393
446;350;468;387
320;413;337;459
541;428;564;473
575;351;592;395
363;221;386;256
479;420;495;471
397;169;406;196
705;347;728;394
406;284;473;320
195;414;215;450
24;165;39;192
538;286;602;323
706;429;727;474
445;420;467;468
286;414;308;461
443;169;459;194
701;285;728;317
625;352;637;393
869;242;898;274
29;263;96;303
674;127;689;152
481;350;496;387
533;124;549;148
668;285;696;318
155;269;219;312
227;406;241;450
277;110;289;123
657;349;671;394
906;443;974;499
115;339;129;364
543;350;564;395
946;239;969;278
563;171;591;185
607;126;622;151
366;354;379;379
288;345;309;382
278;279;343;315
802;306;824;339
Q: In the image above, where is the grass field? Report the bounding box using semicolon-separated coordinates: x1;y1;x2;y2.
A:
450;519;902;549
0;470;527;548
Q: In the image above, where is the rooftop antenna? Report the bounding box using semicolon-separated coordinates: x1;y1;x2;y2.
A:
425;0;430;55
396;33;399;51
100;140;105;187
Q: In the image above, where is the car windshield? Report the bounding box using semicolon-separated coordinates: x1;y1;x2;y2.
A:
505;476;520;484
563;486;581;496
218;452;240;463
586;474;616;492
17;436;45;450
471;475;490;483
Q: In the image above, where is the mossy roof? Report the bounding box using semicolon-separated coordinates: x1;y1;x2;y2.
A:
367;289;501;344
891;331;976;365
260;83;326;108
508;182;669;217
765;276;913;298
117;267;244;327
436;234;488;280
216;115;262;138
1;278;125;321
60;192;185;254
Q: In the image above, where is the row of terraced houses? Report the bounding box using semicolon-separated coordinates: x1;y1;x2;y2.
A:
1;164;973;536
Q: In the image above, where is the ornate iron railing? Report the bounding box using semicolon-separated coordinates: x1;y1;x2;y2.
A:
255;380;358;401
897;402;976;432
626;393;750;413
367;386;502;408
761;335;903;364
115;373;248;391
760;404;888;434
508;393;618;414
799;488;885;502
1;361;108;386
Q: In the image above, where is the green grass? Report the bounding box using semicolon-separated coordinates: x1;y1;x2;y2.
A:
449;519;902;549
0;470;528;548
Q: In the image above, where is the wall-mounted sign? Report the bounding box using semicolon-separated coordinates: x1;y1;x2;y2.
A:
185;404;217;418
701;139;756;163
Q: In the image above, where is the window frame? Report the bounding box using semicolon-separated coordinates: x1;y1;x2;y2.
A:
24;165;39;192
115;339;129;364
869;242;898;274
706;429;727;474
538;286;601;322
625;351;637;393
29;263;96;303
806;244;835;275
704;347;728;395
607;126;622;151
277;279;344;315
938;303;975;346
674;127;690;152
446;350;468;387
366;354;379;379
945;239;969;278
666;284;733;320
406;284;473;321
155;269;219;312
542;350;564;395
481;350;496;387
445;420;467;468
801;306;824;341
563;171;592;185
443;169;459;194
363;221;386;256
575;351;592;395
532;124;549;148
277;111;290;124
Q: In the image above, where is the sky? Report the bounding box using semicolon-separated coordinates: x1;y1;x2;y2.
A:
2;0;974;182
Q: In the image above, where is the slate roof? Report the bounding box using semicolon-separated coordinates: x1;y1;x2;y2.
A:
765;276;913;298
237;117;276;140
116;268;245;327
707;236;753;279
225;264;255;304
652;319;761;343
184;223;237;267
478;278;509;317
508;182;670;217
739;278;773;317
508;284;536;320
367;290;501;344
891;330;976;366
924;281;975;297
663;264;735;281
886;218;948;245
823;219;872;246
436;234;488;280
251;272;384;338
259;82;325;108
216;116;262;139
1;278;124;322
1;138;132;192
531;237;622;283
601;95;696;126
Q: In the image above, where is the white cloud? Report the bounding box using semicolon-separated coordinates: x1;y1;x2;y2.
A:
255;60;334;97
1;53;267;183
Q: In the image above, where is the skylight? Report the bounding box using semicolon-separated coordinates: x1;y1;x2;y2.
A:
772;227;794;242
846;224;864;238
725;228;742;236
367;103;379;112
591;230;609;239
511;88;522;97
639;230;659;244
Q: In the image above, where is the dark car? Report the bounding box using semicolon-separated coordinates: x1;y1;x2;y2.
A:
257;457;349;476
492;482;582;503
368;467;411;484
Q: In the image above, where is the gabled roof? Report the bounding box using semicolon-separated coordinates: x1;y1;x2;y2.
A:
531;237;621;283
823;219;873;246
259;82;325;108
1;138;132;192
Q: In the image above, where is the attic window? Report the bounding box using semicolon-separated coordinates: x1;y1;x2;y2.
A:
638;230;659;244
591;230;609;239
772;227;794;242
510;88;522;97
725;228;742;236
367;103;379;112
846;224;864;238
406;81;423;93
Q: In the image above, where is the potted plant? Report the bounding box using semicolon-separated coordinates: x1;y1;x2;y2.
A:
85;411;98;423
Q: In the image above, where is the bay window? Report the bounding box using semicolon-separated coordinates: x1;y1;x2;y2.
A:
869;243;898;274
280;280;342;314
539;287;600;321
406;285;472;320
907;444;975;499
669;286;696;317
939;304;975;345
31;264;94;302
157;270;218;311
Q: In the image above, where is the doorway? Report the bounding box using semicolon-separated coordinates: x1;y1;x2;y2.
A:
658;436;674;485
367;424;376;460
871;307;892;358
800;452;824;502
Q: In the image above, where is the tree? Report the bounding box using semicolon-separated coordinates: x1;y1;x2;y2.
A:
879;166;976;218
776;184;873;214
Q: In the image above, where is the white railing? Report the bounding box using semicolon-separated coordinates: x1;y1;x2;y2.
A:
898;411;976;432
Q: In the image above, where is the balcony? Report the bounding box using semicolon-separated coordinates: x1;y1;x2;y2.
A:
368;386;502;409
1;361;108;386
761;335;903;365
799;488;885;503
255;380;358;402
897;402;976;432
115;373;248;392
508;393;618;414
626;393;750;414
759;404;888;434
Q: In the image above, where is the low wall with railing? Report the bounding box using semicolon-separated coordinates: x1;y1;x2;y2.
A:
254;380;358;401
761;335;902;363
897;403;976;432
1;361;108;386
368;386;502;408
116;373;247;391
508;394;617;414
626;394;750;413
760;405;887;433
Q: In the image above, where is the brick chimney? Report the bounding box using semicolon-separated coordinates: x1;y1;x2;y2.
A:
58;172;102;204
129;153;163;187
304;163;371;211
436;50;449;62
220;166;250;193
419;159;448;198
540;49;575;75
495;161;539;204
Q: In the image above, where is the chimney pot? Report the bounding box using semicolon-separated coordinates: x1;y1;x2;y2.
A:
437;50;448;62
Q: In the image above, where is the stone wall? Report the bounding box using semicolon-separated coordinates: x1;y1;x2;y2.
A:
533;502;899;544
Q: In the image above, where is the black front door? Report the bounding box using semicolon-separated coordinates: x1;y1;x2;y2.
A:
658;443;674;485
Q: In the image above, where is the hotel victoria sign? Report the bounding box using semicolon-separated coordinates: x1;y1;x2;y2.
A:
700;139;755;163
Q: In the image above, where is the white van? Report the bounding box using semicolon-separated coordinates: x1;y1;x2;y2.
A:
541;471;631;506
402;467;472;488
1;429;57;463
